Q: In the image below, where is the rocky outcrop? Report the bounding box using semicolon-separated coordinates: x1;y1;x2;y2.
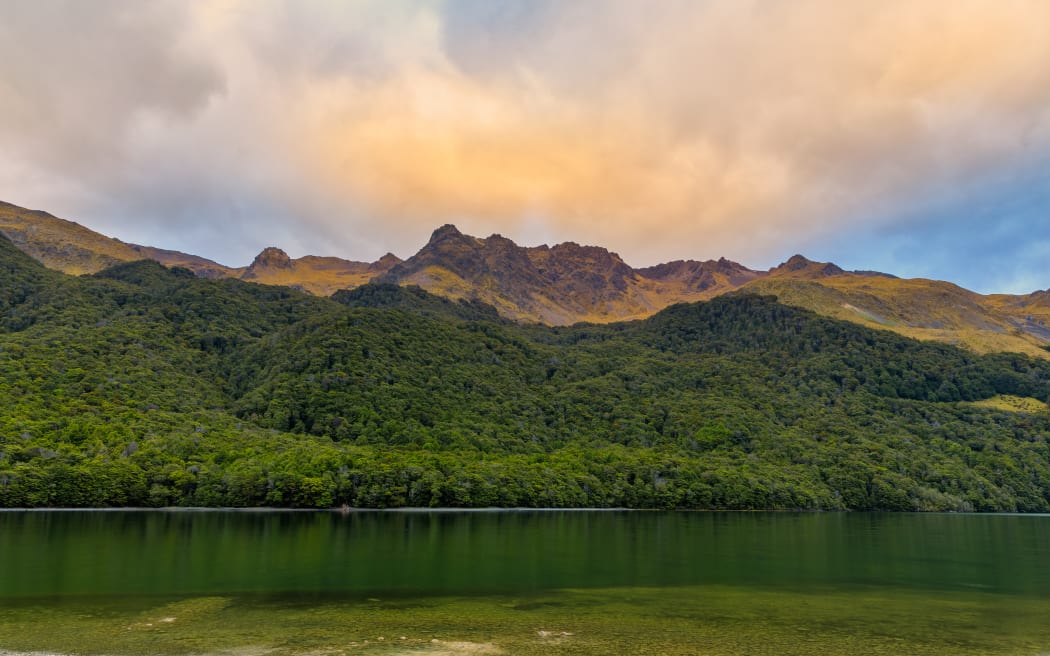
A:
244;247;293;275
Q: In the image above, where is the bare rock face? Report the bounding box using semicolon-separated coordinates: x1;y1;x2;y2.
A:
637;257;760;291
370;253;403;272
428;224;464;244
380;225;746;324
246;247;293;273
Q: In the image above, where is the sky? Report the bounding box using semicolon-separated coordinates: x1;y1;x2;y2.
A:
1;0;1049;293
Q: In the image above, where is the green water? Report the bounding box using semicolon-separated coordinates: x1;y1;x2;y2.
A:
1;510;1049;655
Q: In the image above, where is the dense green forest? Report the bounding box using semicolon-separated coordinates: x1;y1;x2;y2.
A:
2;233;1049;511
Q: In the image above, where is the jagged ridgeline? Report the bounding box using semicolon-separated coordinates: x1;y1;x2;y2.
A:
1;232;1050;511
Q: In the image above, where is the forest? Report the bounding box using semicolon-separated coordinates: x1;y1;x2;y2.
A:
2;233;1050;511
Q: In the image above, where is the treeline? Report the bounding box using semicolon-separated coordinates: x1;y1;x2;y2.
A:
1;234;1049;511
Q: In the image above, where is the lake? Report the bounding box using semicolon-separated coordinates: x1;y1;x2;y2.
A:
1;510;1049;655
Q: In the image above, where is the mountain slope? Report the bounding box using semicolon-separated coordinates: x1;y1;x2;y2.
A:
637;257;762;294
3;230;1050;511
241;247;401;296
331;282;503;323
740;274;1050;359
127;244;239;279
0;200;143;275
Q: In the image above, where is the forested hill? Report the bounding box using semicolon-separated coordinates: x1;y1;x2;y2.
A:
2;232;1050;511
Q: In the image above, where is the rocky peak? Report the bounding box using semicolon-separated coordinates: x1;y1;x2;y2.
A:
547;242;629;268
772;254;844;277
637;257;757;285
370;252;403;271
781;254;816;271
249;247;293;270
715;257;743;273
484;233;521;252
428;224;464;245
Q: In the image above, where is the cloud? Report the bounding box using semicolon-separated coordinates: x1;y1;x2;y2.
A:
301;0;1050;267
0;0;1048;283
0;1;223;178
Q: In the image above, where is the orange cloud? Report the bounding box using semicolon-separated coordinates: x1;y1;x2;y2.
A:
2;0;1049;268
282;0;1050;263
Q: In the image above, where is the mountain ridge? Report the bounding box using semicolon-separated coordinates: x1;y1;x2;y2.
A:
1;199;1048;356
0;201;401;296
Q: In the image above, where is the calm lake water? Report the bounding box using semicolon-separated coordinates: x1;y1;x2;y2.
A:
2;510;1049;655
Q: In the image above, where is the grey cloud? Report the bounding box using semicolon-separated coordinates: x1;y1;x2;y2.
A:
0;1;224;173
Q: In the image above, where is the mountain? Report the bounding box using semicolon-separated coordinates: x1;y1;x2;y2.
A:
376;224;777;324
740;272;1050;359
376;224;662;323
3;227;1050;512
240;247;401;296
766;253;846;279
0;200;399;296
636;257;763;292
378;230;1050;356
2;199;1049;357
0;200;242;278
0;200;143;274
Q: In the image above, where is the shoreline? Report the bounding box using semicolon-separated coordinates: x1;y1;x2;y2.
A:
3;507;1049;516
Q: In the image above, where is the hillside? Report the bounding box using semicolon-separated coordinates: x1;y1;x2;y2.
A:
2;199;1050;357
126;244;240;279
0;201;399;295
240;247;401;296
740;276;1050;359
2;231;1050;512
0;200;143;275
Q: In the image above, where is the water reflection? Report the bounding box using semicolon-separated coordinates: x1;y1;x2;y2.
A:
1;510;1048;599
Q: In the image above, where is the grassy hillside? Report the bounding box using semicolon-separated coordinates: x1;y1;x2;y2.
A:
0;200;142;275
2;233;1050;511
741;276;1050;359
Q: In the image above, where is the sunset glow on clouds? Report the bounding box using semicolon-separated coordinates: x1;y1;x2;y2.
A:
1;0;1049;292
